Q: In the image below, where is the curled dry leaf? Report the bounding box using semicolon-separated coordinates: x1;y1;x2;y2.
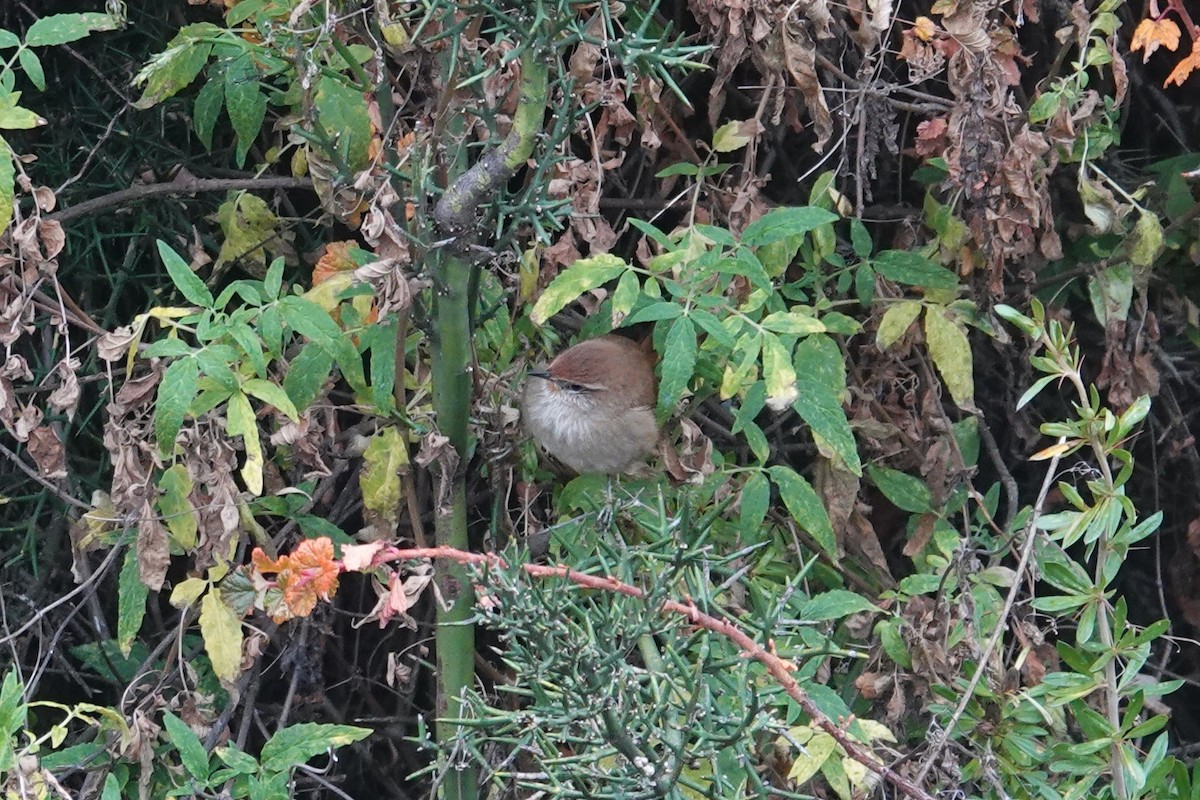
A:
2;354;31;381
415;431;458;515
32;186;55;212
137;501;171;591
97;324;137;363
39;219;64;261
13;402;43;442
26;425;67;479
353;258;412;320
48;357;81;420
341;541;387;572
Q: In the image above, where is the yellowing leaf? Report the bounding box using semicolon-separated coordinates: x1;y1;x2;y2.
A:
361;427;408;529
170;577;209;608
853;719;897;743
923;307;973;407
712;119;760;152
762;333;799;411
157;463;197;549
200;588;243;682
214;192;280;277
530;254;628;325
876;300;922;349
1030;439;1079;460
787;731;837;784
1128;211;1164;269
912;15;937;41
226;390;264;495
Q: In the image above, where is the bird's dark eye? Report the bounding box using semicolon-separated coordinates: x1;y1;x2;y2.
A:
563;382;587;392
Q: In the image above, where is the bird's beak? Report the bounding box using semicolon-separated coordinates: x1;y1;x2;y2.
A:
528;370;551;380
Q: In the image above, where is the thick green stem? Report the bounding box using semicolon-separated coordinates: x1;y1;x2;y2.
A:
428;44;548;800
430;253;474;800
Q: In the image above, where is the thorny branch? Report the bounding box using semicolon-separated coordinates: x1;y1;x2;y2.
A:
355;545;940;800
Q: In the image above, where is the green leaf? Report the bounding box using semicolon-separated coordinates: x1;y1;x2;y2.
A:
242;378;299;421
802;590;879;621
1028;90;1062;124
878;619;911;668
0;671;24;773
866;465;931;513
25;12;119;47
741;207;839;247
924;306;974;407
283;342;333;410
739;471;770;531
142;338;195;358
361;427;408;529
193;74;224;151
768;466;836;558
849;218;873;258
162;710;210;782
226;390;263;495
117;548;148;657
363;320;397;412
17;49;44;91
157;240;214;307
1128;211;1164;269
1087;264;1133;327
199;588;243;682
259;723;371;773
876;300;922;349
216;745;260;774
314;75;372;171
762;332;798;411
690;307;735;348
0;32;18;49
157;464;198;549
855;264;875;306
133;38;211;109
530;254;628;324
1017;374;1057;410
794;336;860;475
872;250;960;289
625;300;683;325
658;315;696;418
224;55;266;167
296;515;353;544
278;296;366;392
761;310;825;335
0;137;14;237
156;357;200;458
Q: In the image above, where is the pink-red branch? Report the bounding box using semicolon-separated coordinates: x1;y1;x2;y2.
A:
356;545;936;800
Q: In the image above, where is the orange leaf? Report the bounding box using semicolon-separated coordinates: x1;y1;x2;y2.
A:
251;547;283;573
312;241;358;286
912;16;938;42
1131;17;1181;63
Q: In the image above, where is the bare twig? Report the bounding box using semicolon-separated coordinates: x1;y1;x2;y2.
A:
48;175;313;226
912;440;1065;785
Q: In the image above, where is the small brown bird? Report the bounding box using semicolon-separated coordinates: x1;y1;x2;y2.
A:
522;335;659;474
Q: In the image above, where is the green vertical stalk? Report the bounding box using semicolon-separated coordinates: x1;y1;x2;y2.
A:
427;42;548;800
430;252;475;800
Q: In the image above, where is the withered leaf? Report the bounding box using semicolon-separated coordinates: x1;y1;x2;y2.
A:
25;425;67;479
